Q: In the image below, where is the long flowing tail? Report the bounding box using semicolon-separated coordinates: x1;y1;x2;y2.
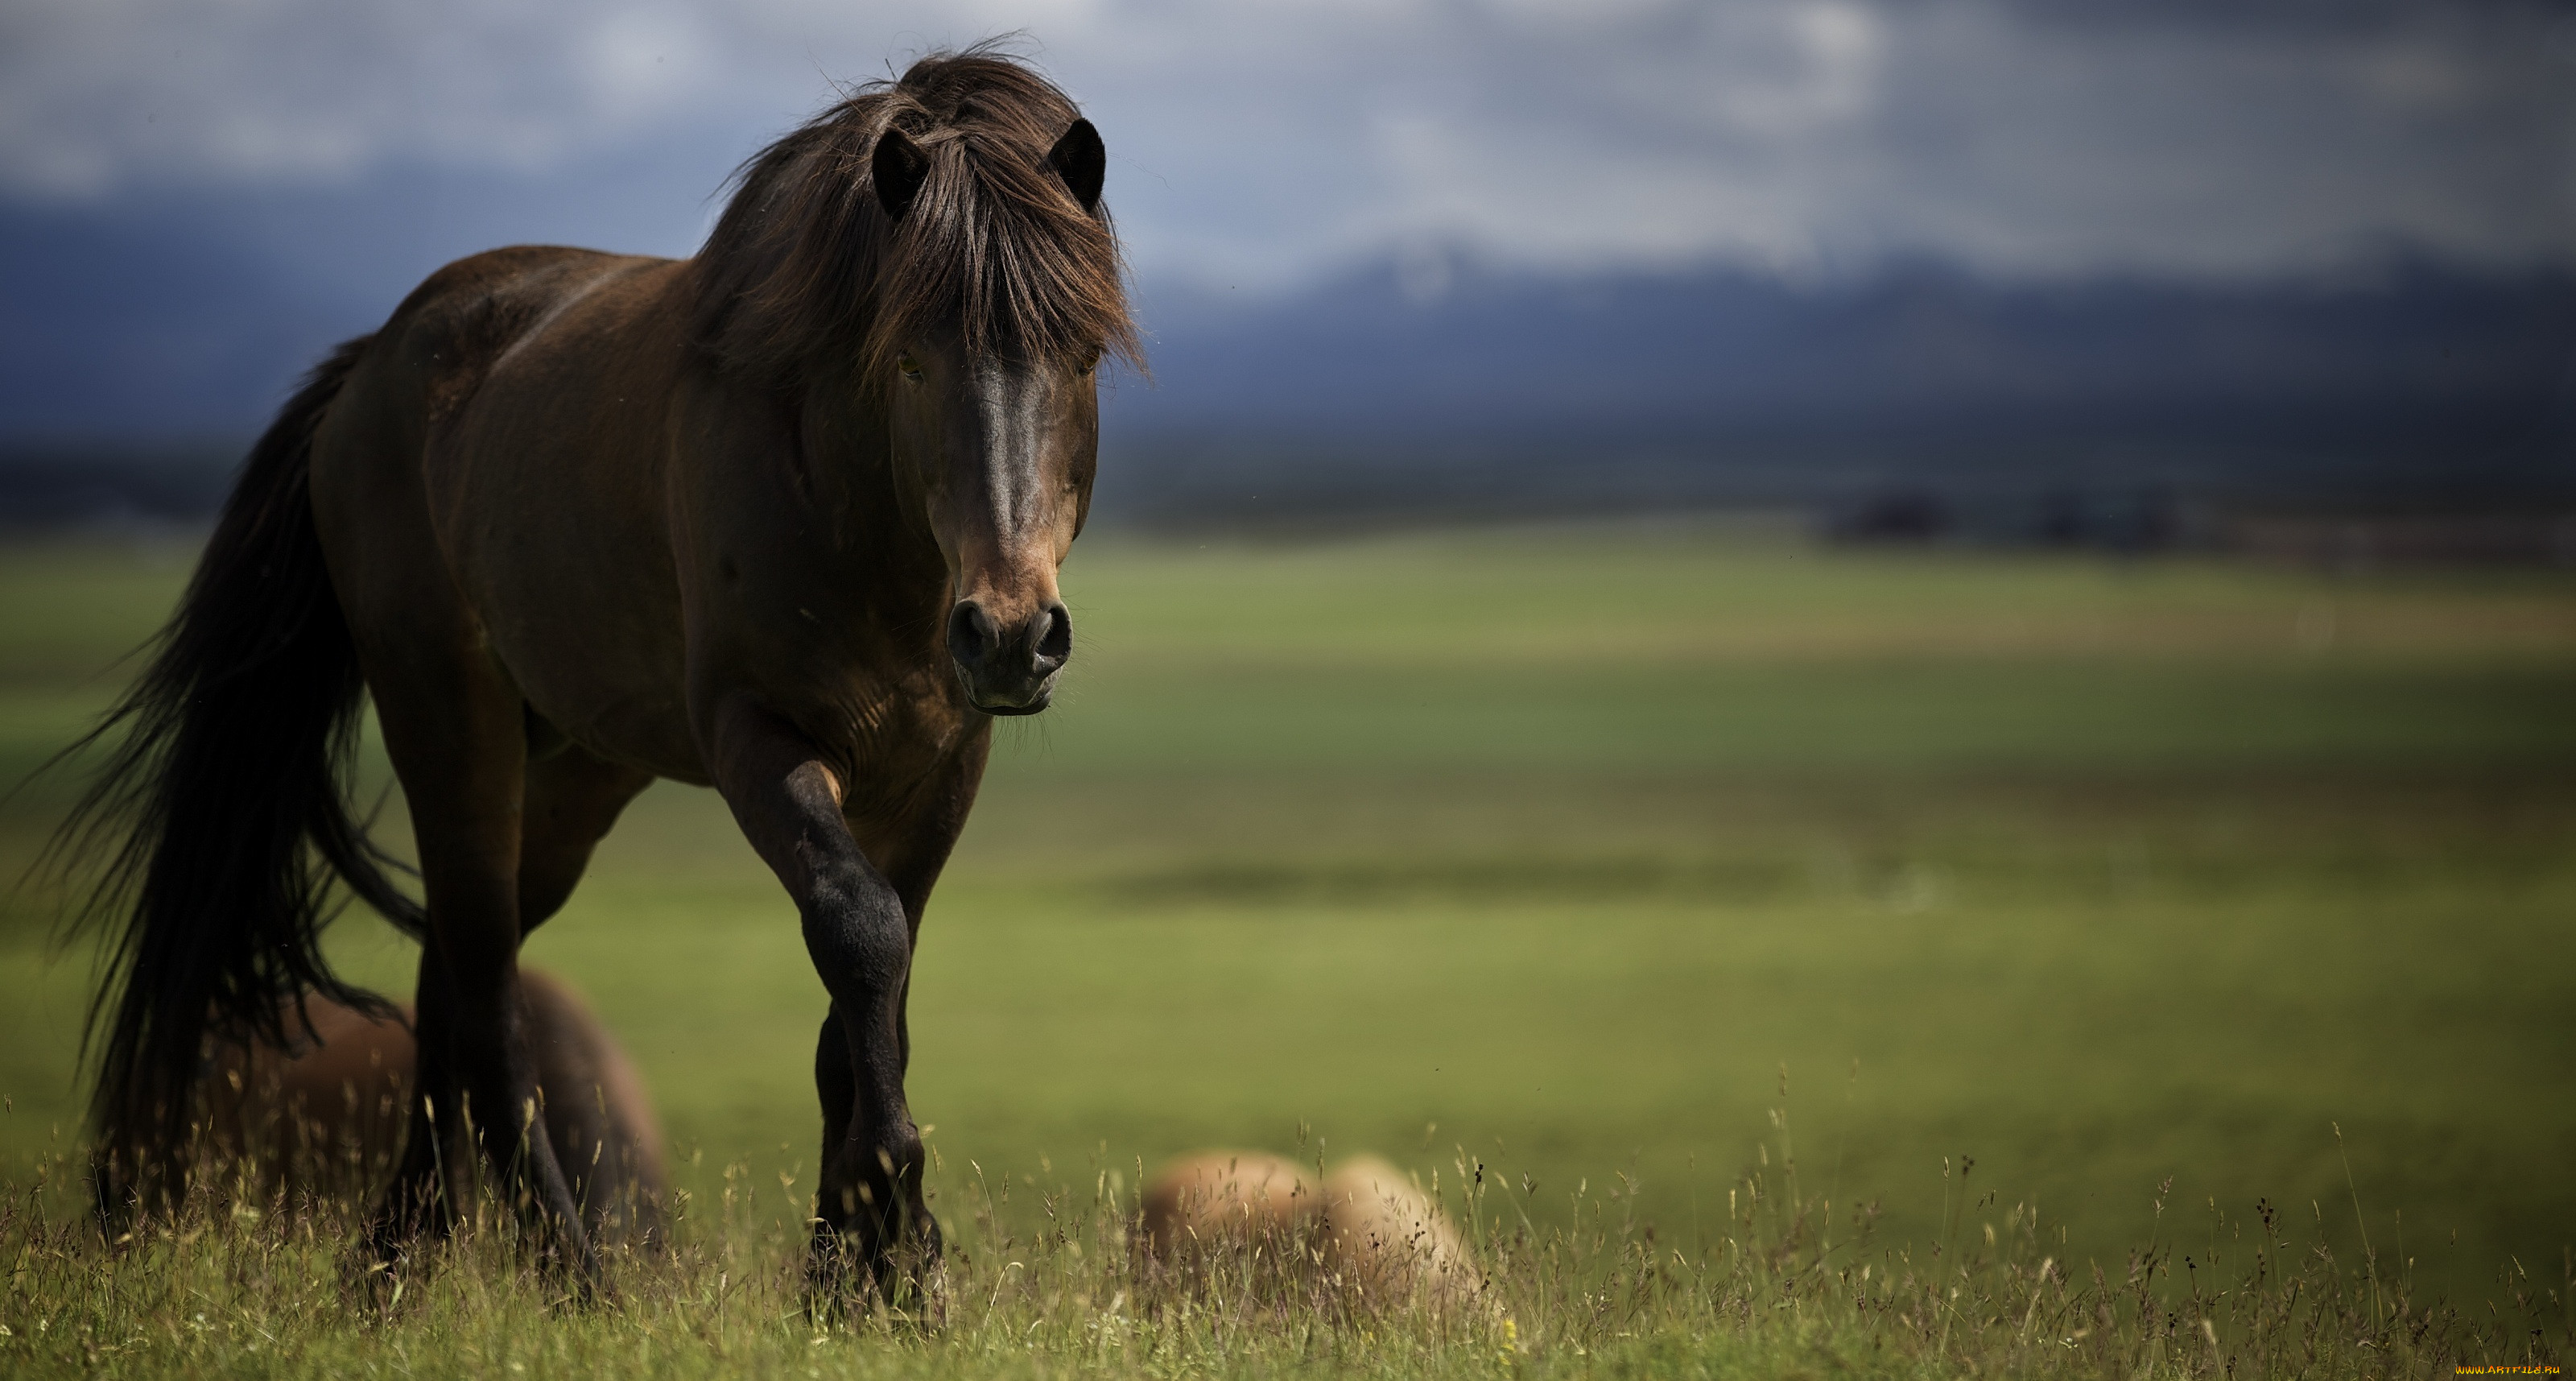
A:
50;335;427;1218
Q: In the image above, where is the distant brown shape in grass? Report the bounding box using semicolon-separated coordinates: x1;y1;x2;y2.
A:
200;969;666;1249
1140;1150;1479;1307
1317;1155;1479;1302
1140;1150;1315;1254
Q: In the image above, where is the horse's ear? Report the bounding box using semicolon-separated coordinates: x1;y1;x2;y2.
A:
873;127;931;220
1047;118;1104;214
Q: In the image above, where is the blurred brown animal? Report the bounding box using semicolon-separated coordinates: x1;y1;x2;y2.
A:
1318;1155;1478;1304
1139;1150;1315;1256
1139;1149;1477;1305
200;968;665;1247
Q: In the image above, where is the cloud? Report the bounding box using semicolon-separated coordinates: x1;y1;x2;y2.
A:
0;0;2567;284
11;2;753;197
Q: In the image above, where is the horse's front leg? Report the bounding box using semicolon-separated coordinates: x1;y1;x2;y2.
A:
704;695;937;1297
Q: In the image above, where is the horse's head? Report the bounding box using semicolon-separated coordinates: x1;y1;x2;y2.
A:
883;330;1096;716
694;55;1137;715
871;118;1112;716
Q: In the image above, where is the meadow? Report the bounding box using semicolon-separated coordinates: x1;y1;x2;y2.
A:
1;519;2570;1376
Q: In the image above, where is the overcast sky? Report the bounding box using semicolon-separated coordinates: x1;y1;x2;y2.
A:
2;0;2571;291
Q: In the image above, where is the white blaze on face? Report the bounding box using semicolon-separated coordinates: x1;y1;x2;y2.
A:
968;358;1052;549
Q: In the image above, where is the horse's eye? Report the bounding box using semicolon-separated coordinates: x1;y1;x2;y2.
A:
1075;346;1101;376
898;354;923;379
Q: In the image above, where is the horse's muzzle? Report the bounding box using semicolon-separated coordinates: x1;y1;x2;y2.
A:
947;598;1070;715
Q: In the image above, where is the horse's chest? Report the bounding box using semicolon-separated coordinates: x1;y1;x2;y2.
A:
832;677;975;799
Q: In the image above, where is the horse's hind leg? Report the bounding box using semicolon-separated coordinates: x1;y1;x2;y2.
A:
373;944;461;1246
369;742;644;1262
307;349;593;1282
514;742;654;1241
358;652;597;1284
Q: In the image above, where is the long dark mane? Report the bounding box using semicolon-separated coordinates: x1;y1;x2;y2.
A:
693;45;1141;387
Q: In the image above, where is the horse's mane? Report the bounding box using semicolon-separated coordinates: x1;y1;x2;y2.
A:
693;45;1141;387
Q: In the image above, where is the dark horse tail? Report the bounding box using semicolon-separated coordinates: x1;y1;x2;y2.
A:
52;335;426;1218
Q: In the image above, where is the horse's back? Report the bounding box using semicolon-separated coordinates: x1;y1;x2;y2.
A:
394;246;675;374
340;245;674;439
308;242;683;560
308;245;706;778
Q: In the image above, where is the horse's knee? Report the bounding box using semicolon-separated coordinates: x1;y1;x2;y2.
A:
799;872;911;1006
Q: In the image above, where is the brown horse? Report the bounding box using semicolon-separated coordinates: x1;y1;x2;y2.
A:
57;46;1137;1296
199;968;666;1250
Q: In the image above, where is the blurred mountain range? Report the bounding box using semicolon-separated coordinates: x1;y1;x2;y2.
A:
1103;251;2576;534
5;197;2573;538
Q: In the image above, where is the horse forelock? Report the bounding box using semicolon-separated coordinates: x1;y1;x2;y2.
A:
693;45;1141;389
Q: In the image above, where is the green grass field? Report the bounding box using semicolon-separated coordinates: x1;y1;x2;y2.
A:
2;522;2572;1375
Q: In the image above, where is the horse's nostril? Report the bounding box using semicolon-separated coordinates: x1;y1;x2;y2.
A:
946;602;998;668
1033;604;1072;664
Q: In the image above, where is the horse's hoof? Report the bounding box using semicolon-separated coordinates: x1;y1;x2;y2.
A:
542;1246;610;1309
897;1259;952;1331
803;1216;946;1326
347;1240;415;1313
